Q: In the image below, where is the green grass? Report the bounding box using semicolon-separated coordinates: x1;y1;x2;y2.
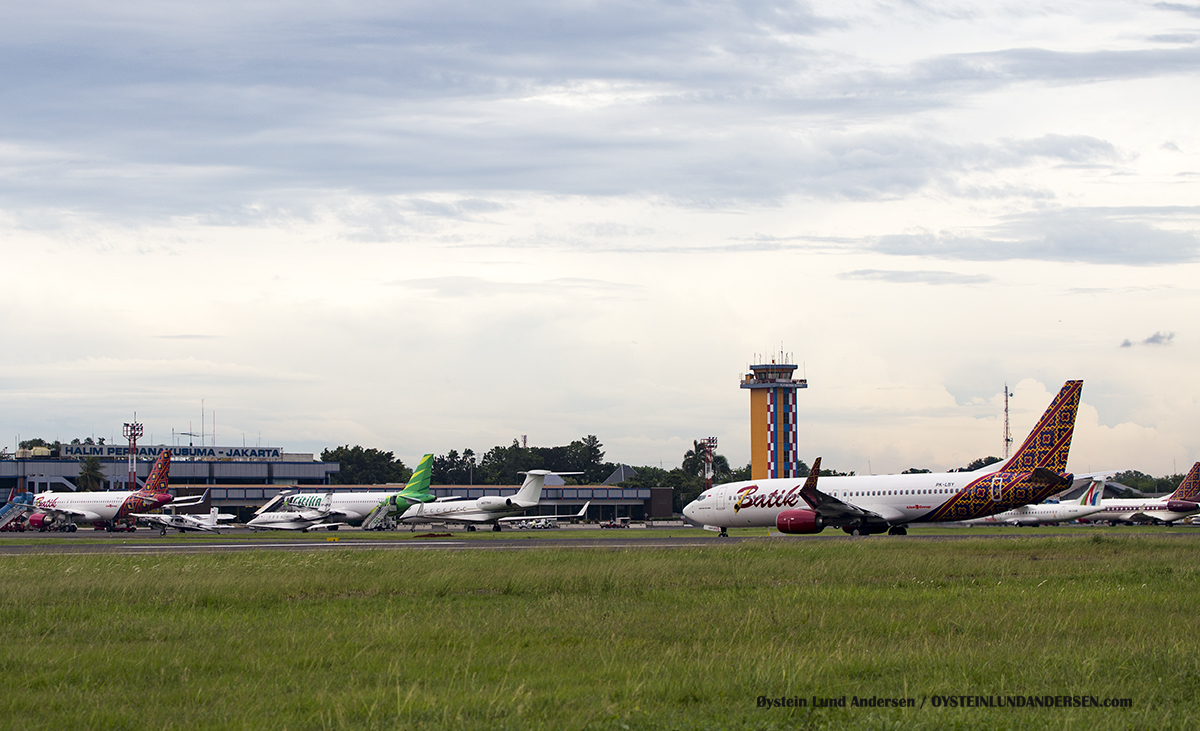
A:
2;534;1197;729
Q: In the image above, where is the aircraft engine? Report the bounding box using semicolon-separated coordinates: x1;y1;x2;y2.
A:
775;509;825;534
476;496;514;512
1167;500;1199;513
27;513;53;529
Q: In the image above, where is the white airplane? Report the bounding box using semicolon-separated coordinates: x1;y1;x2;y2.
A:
1082;462;1200;525
8;451;203;532
246;454;436;532
134;505;237;535
963;475;1105;526
397;470;589;531
682;380;1084;537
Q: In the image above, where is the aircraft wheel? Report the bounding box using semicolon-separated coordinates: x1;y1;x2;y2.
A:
160;528;167;536
70;524;78;533
719;528;728;537
129;525;136;532
492;523;502;532
330;525;339;531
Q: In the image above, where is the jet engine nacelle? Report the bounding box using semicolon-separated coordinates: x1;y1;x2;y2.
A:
476;496;514;512
27;513;53;529
776;509;825;534
1166;500;1199;513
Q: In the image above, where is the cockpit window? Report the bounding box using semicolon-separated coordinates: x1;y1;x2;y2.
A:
696;494;708;501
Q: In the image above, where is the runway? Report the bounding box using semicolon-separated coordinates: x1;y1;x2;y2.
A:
2;525;1198;555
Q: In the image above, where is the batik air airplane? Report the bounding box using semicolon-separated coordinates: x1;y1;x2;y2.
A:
6;451;202;532
397;470;589;531
963;474;1105;526
1082;462;1200;525
683;380;1084;536
246;454;436;531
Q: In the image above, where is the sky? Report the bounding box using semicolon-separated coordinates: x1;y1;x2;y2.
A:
1;0;1198;476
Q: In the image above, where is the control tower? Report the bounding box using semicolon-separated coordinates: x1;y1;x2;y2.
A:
740;356;807;480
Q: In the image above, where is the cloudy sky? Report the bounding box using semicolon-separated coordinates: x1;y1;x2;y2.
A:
2;0;1198;476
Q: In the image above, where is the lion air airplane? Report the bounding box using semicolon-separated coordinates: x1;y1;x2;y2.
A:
397;469;589;531
1082;462;1200;526
682;380;1083;537
10;451;202;532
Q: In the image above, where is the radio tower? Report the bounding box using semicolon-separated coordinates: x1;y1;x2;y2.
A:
1003;384;1013;459
123;418;144;490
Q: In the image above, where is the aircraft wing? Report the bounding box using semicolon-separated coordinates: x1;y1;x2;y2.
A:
797;458;885;524
304;521;347;531
497;502;591;523
33;506;96;520
170;493;208;507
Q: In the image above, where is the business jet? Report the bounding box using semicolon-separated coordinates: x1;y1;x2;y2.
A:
246;454;436;531
134;505;237;535
8;451;203;532
963;475;1105;526
1083;462;1200;525
397;470;589;531
683;380;1084;536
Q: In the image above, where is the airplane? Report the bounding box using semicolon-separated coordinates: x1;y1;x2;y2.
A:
133;505;237;535
1081;462;1200;525
962;474;1105;526
396;469;590;531
5;451;203;532
246;454;436;531
682;379;1085;537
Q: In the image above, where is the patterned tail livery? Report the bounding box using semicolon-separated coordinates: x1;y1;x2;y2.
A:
1168;463;1200;502
922;380;1081;522
1001;380;1082;474
138;450;172;494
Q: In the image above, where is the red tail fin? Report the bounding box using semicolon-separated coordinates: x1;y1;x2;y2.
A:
141;450;172;492
1001;381;1082;474
1168;463;1200;502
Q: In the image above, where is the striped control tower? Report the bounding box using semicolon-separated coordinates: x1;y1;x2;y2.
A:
741;356;807;480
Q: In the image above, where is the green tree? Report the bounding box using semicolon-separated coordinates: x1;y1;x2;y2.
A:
433;449;477;484
954;456;1002;473
320;446;411;485
77;456;106;491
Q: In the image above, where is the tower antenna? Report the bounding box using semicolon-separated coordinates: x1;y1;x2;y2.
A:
1003;383;1013;459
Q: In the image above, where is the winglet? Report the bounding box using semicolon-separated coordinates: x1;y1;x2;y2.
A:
801;458;820;504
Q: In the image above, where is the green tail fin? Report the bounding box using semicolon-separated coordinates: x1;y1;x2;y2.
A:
398;454;434;504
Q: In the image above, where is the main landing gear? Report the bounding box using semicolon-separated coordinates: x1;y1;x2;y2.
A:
466;525;476;532
492;523;502;532
887;526;908;536
719;528;728;538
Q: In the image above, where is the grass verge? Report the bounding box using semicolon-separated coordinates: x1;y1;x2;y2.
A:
1;534;1196;729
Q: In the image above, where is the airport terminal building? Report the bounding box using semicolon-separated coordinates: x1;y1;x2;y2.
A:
0;445;671;521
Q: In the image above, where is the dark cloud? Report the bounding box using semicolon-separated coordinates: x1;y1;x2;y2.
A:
837;269;992;285
874;209;1200;265
1120;331;1176;347
0;2;1194;220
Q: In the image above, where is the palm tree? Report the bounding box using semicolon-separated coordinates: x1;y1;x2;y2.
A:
77;456;106;491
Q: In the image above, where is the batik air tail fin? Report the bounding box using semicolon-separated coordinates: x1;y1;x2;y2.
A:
1000;380;1083;474
1167;463;1200;502
136;450;172;494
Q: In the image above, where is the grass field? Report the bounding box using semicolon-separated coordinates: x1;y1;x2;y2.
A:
2;534;1198;729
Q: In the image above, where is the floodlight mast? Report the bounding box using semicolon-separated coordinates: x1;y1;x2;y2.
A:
123;419;143;490
701;437;718;491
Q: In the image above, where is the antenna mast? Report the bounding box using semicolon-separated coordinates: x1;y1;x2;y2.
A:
1003;383;1013;459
